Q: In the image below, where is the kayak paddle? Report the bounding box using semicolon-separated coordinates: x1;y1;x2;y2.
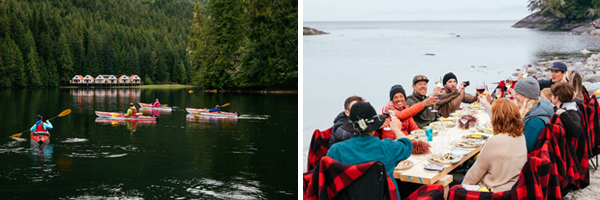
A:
11;109;72;138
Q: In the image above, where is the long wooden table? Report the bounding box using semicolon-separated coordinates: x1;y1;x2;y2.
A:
393;110;492;185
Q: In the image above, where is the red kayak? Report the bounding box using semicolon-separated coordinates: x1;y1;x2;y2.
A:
31;131;50;146
95;111;158;121
185;108;239;118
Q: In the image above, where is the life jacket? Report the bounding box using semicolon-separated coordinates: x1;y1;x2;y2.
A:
131;106;137;115
34;121;46;132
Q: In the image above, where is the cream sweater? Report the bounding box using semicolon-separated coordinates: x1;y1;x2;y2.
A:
462;133;527;192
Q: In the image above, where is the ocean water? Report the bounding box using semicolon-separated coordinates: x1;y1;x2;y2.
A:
303;20;600;150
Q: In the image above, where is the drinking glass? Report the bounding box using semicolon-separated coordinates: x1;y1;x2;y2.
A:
476;81;485;96
430;77;443;113
495;88;502;100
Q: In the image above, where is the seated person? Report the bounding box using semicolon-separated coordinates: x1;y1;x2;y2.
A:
326;102;412;198
565;70;585;103
462;98;527;192
550;82;582;138
330;96;369;146
208;105;221;112
30;115;53;133
151;98;161;107
382;84;435;138
507;77;554;153
124;103;137;116
435;72;477;118
406;75;440;128
540;88;552;101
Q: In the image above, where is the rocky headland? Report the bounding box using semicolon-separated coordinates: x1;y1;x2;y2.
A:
512;12;600;35
303;27;329;35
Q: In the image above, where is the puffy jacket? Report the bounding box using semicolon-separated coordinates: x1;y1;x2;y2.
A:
30;120;53;132
406;91;439;128
435;88;477;118
381;101;421;139
329;111;353;146
522;98;554;153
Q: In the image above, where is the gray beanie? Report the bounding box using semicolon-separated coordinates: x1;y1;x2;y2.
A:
514;77;540;99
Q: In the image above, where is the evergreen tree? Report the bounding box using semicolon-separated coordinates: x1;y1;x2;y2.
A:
128;46;140;75
27;46;42;86
56;32;74;82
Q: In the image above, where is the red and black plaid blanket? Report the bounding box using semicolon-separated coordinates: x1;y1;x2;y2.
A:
307;127;333;171
302;156;400;200
448;139;556;200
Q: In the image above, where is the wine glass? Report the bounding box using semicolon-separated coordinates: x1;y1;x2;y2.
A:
521;66;528;78
430;77;443;113
505;77;512;88
494;88;502;100
460;115;469;134
476;81;485;96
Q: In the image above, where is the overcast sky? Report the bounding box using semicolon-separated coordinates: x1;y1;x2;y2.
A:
304;0;533;21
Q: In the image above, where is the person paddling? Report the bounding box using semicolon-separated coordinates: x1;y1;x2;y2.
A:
151;99;161;107
208;105;221;112
30;115;53;133
124;103;137;116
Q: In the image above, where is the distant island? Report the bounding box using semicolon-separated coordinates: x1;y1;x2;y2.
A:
303;27;329;35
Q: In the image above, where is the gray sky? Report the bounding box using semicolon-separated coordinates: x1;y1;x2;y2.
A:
304;0;533;21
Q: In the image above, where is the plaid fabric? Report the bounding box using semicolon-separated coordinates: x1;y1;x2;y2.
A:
582;86;592;105
403;184;445;200
307;127;333;171
302;156;399;200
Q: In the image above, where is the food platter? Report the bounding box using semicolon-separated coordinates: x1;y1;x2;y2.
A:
396;160;414;170
428;153;462;165
452;139;483;148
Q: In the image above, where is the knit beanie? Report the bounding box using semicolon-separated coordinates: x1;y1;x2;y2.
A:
443;72;457;86
514;77;540;99
389;85;406;100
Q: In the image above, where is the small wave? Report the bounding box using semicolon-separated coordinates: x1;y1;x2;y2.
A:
62;138;89;143
238;114;270;120
10;137;28;142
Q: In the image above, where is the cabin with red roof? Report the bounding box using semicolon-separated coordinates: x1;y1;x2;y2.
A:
129;75;141;84
118;75;130;83
70;75;84;84
83;75;95;83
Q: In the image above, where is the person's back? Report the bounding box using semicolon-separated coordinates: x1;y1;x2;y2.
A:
30;115;53;133
330;96;364;146
208;105;221;112
326;102;412;197
124;103;137;116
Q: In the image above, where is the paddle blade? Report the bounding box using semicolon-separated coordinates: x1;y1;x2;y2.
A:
193;111;202;116
222;103;230;107
163;104;168;107
58;109;72;117
11;133;22;138
142;104;147;107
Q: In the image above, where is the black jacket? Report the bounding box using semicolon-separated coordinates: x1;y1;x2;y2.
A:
330;112;353;146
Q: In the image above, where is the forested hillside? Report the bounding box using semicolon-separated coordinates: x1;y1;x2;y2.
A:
0;0;196;87
0;0;297;89
528;0;600;20
189;0;298;89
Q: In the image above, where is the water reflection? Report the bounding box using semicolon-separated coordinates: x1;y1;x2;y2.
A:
139;107;172;117
71;89;142;114
28;142;56;182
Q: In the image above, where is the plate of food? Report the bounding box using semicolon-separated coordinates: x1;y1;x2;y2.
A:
428;153;462;165
396;160;414;170
453;139;483;148
411;129;438;136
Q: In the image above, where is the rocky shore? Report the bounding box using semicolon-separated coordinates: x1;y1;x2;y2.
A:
303;27;329;35
514;52;600;94
512;12;600;35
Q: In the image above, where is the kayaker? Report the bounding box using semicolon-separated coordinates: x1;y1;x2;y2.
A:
124;103;137;116
151;99;161;107
30;115;53;133
208;105;221;112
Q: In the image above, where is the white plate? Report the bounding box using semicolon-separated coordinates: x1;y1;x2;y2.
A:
428;154;462;165
451;149;469;157
452;139;483;148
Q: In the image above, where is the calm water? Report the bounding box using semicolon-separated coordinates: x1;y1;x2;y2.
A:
0;88;297;199
303;21;600;150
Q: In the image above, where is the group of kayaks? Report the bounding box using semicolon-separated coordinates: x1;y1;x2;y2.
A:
26;102;239;146
94;102;240;121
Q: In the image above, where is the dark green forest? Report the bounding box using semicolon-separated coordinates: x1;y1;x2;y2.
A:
190;0;297;89
528;0;600;20
0;0;298;89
